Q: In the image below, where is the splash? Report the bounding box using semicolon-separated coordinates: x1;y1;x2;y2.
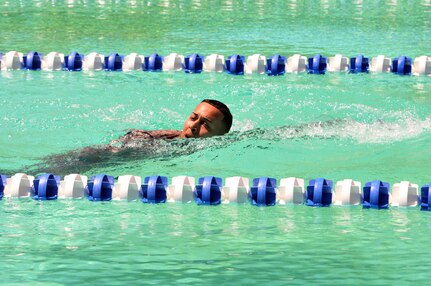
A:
14;116;431;176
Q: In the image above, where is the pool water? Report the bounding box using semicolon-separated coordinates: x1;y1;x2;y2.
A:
1;0;431;285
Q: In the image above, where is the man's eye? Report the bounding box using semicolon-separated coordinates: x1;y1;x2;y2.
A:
190;114;198;120
203;122;211;129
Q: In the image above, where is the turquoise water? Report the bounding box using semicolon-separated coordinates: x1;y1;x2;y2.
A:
1;0;431;284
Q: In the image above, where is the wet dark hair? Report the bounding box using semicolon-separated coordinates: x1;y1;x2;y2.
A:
201;99;233;133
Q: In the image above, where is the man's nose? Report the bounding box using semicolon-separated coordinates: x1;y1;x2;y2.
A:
190;120;200;134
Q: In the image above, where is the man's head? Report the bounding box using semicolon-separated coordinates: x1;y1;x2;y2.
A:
180;99;232;138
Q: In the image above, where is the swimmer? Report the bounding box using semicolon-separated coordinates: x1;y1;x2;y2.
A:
109;99;233;150
25;99;233;175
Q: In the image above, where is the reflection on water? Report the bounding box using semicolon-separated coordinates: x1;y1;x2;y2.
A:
1;177;431;284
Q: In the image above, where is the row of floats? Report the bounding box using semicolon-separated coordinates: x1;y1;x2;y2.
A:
0;51;430;76
1;173;431;210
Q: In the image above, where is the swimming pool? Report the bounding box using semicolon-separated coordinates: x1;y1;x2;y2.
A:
1;0;431;284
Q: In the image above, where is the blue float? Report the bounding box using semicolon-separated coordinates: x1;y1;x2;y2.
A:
144;53;163;71
225;54;245;75
194;176;222;205
363;180;390;209
392;56;412;75
32;173;60;200
420;183;431;211
266;55;286;76
140;175;168;203
64;52;84;71
23;51;42;70
308;54;327;74
184;53;204;73
105;53;123;71
87;174;114;201
250;177;277;206
0;174;6;199
306;178;333;206
350;54;369;73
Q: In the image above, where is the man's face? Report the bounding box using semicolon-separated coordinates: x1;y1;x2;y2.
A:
180;102;226;138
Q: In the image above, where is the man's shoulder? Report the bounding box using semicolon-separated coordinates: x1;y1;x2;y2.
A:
113;129;181;145
144;130;182;139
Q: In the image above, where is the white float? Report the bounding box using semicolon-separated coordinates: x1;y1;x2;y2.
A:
1;51;24;70
370;55;392;72
286;54;308;73
412;56;431;76
162;53;184;71
222;176;249;203
167;176;195;203
327;54;349;72
4;173;34;198
333;179;362;205
244;54;267;74
82;52;104;71
391;181;419;207
113;175;141;201
277;177;305;204
42;52;64;71
203;54;225;72
58;174;88;199
123;53;145;71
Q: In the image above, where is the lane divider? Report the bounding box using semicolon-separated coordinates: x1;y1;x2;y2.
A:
0;173;429;210
1;51;430;76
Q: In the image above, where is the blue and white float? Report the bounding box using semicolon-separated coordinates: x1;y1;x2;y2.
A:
363;180;390;209
64;52;84;71
2;172;431;212
392;56;412;75
104;53;123;71
0;50;429;76
32;173;60;200
144;53;163;71
194;176;222;205
420;183;431;211
87;174;114;201
306;178;333;207
23;51;42;70
0;174;6;199
308;54;327;74
350;54;369;73
250;177;277;206
184;53;204;73
225;54;245;75
267;55;286;76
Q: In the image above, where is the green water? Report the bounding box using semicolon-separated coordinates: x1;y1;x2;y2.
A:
1;0;431;285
